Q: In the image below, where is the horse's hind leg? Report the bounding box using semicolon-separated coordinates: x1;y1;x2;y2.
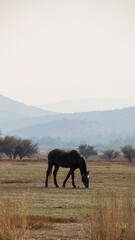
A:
45;165;52;188
62;170;71;188
53;165;59;187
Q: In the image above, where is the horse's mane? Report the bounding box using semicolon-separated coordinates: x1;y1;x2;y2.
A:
80;157;87;172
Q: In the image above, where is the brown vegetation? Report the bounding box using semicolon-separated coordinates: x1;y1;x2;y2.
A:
82;190;135;240
0;193;29;240
0;190;78;240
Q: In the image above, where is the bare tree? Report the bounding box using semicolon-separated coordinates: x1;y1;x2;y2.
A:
101;149;120;161
2;136;18;159
121;145;135;163
15;139;38;160
0;136;38;160
78;144;97;159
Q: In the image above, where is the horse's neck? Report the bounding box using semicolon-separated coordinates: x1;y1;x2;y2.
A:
79;162;87;175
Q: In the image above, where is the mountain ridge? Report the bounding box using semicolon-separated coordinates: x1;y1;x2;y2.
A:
0;95;54;121
39;97;135;113
1;95;135;146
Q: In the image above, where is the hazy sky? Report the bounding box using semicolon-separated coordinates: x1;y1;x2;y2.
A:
0;0;135;106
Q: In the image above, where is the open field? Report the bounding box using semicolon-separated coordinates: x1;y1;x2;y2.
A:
0;159;135;239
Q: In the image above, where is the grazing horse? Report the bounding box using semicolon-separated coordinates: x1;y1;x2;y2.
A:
45;149;89;188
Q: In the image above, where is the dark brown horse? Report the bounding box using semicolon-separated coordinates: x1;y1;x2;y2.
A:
45;149;89;188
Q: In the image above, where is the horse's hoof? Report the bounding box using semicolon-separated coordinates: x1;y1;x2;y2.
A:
73;185;77;188
62;185;65;188
55;185;59;188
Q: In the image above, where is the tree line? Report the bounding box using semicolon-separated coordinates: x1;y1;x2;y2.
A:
78;144;135;163
0;136;38;160
1;134;135;163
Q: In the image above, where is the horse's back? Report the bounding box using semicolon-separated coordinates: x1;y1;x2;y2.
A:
48;149;80;168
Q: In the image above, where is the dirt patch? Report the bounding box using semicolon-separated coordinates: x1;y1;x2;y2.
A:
1;180;32;184
27;215;77;227
29;222;82;240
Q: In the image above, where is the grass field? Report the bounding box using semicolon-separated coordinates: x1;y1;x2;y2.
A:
0;159;135;239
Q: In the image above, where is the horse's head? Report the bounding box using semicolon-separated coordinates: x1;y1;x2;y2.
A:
82;171;89;188
80;156;89;188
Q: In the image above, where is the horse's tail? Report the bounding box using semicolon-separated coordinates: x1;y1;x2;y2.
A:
47;150;55;177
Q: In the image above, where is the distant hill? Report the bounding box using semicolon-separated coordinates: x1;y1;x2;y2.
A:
8;106;135;146
0;95;53;122
39;98;135;113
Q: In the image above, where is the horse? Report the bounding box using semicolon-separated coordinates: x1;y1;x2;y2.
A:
45;149;89;188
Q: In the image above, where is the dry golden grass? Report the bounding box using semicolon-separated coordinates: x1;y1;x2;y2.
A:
0;192;30;240
0;190;78;240
82;190;135;240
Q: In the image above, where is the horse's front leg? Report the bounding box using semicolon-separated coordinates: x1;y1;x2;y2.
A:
62;170;71;187
53;165;59;187
71;171;76;188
